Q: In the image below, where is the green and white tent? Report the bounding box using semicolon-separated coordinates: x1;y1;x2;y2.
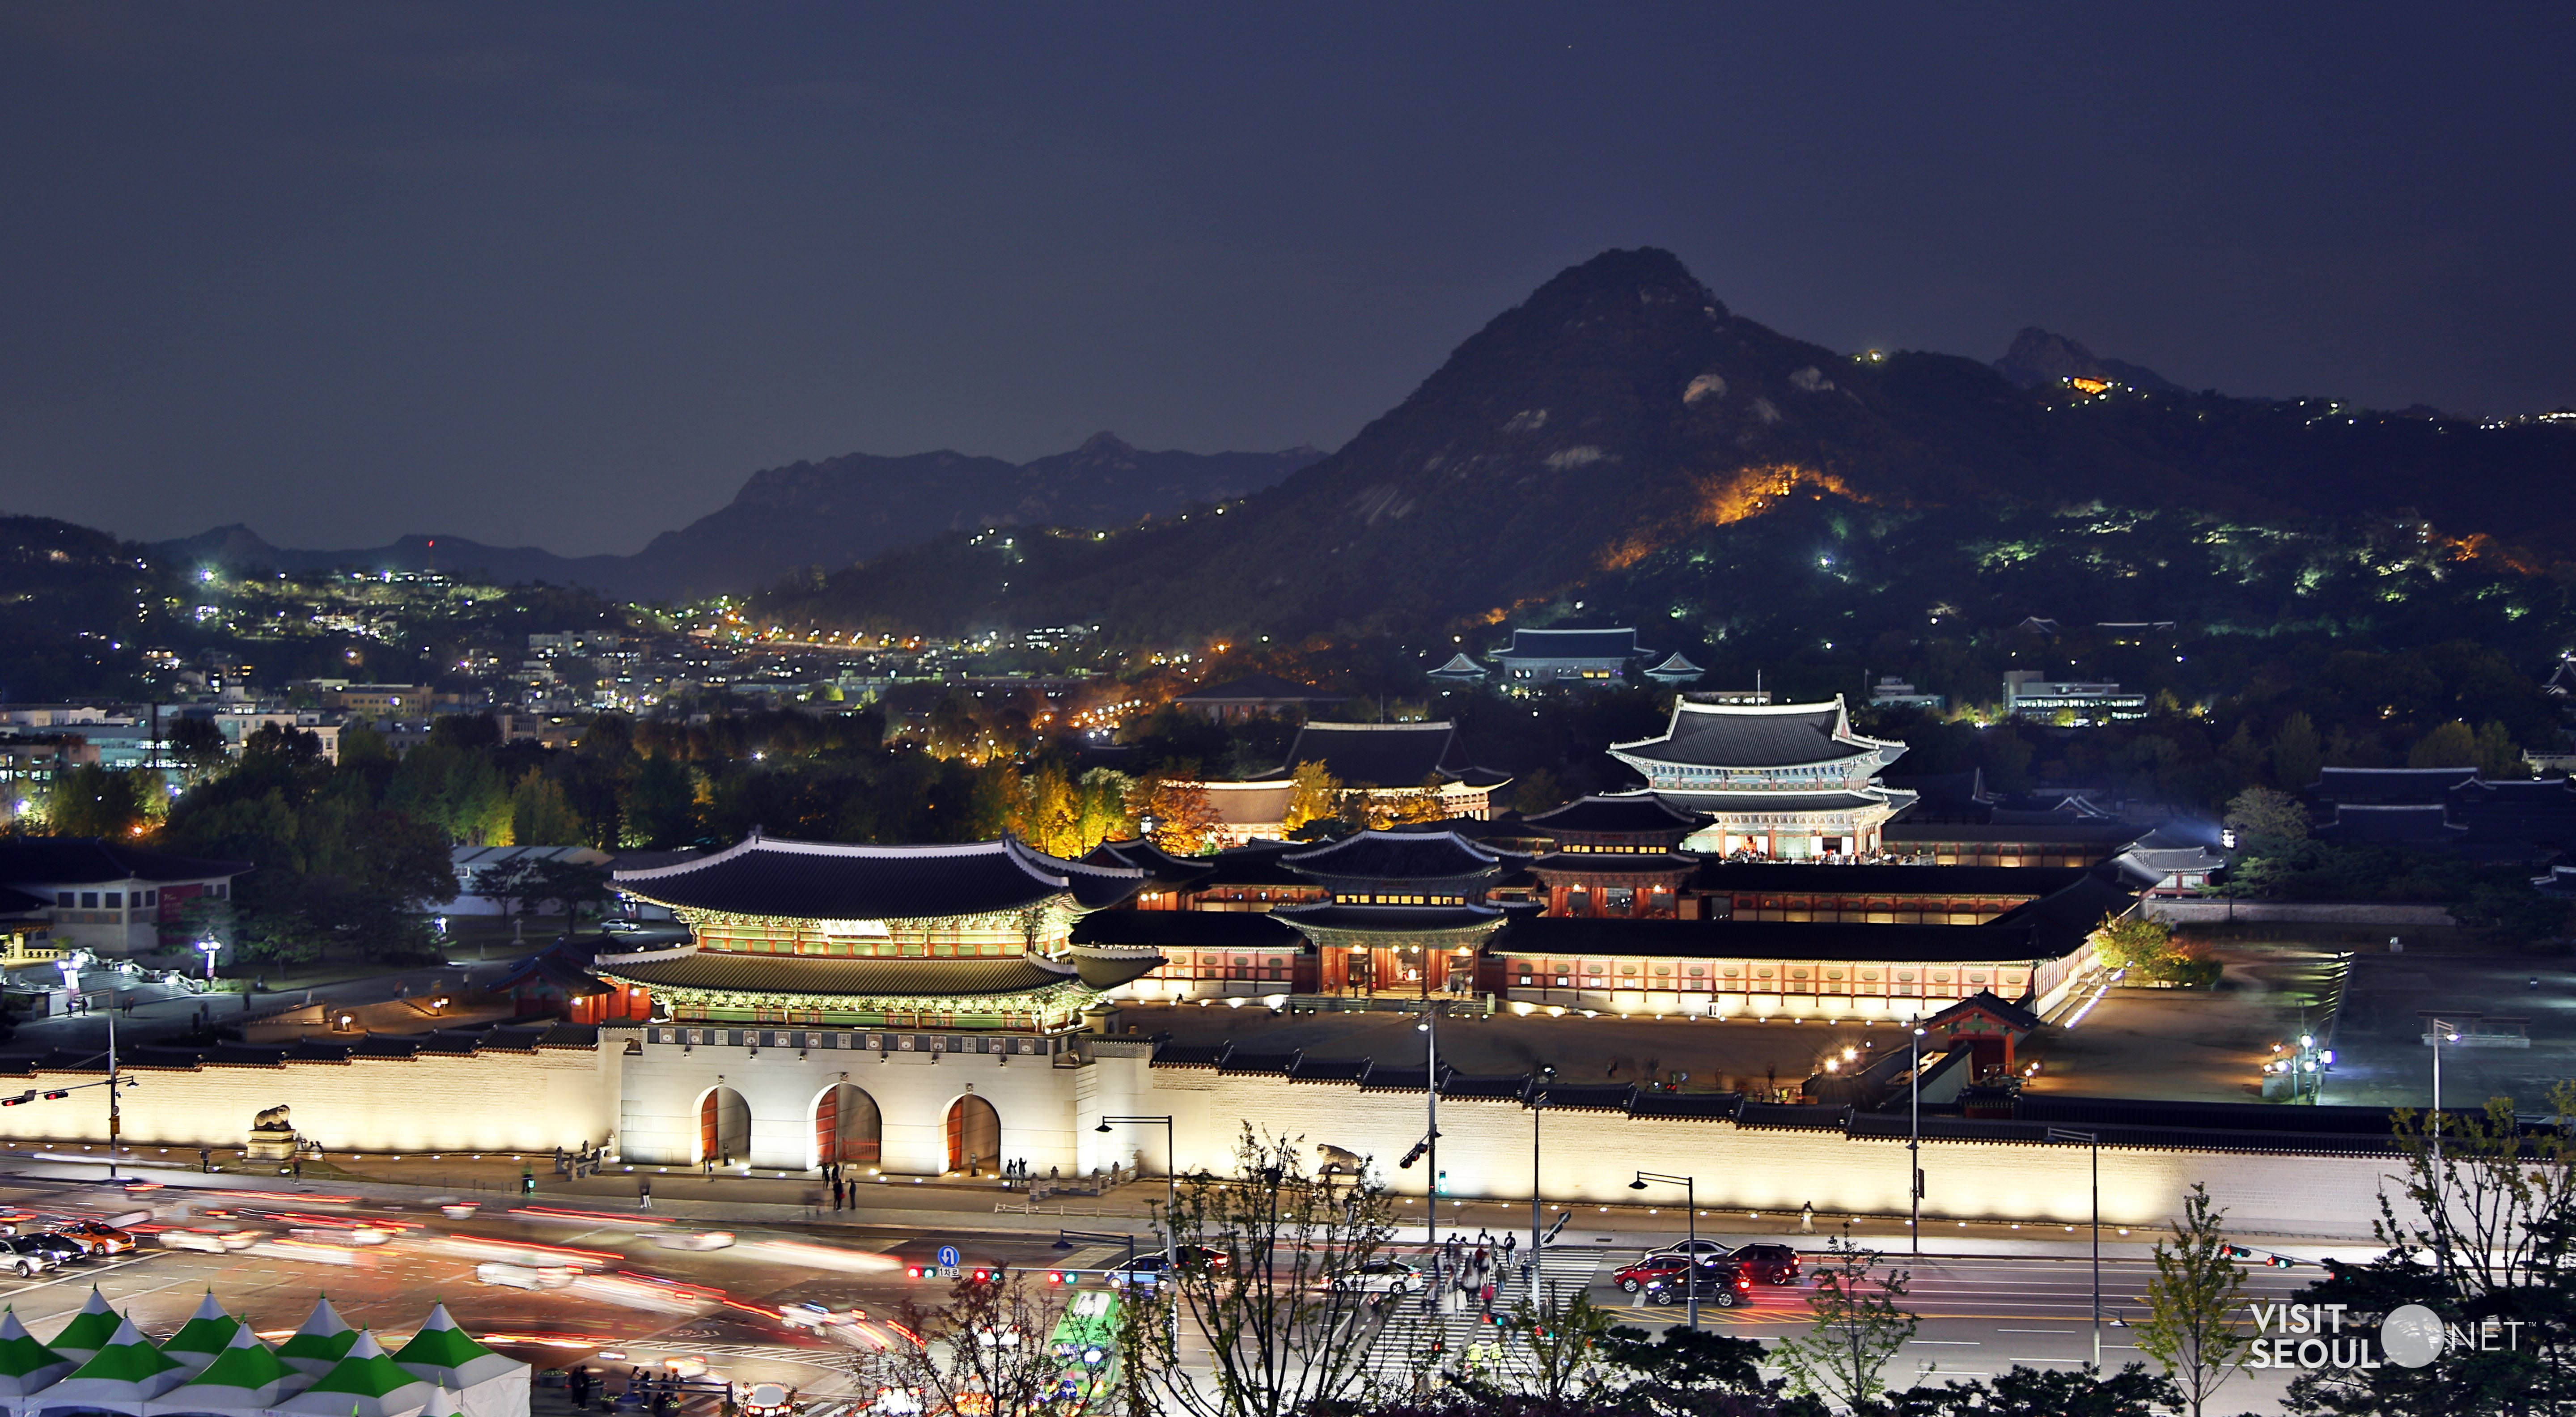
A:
272;1301;356;1380
47;1290;121;1364
33;1314;188;1414
417;1387;459;1417
159;1295;241;1375
145;1323;307;1417
389;1307;523;1417
0;1309;77;1398
274;1333;430;1417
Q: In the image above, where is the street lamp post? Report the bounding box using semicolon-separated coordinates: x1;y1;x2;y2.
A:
2047;1128;2102;1372
1095;1116;1178;1238
1420;1004;1441;1247
1630;1170;1698;1329
1909;1018;1925;1255
1530;1066;1553;1273
2427;1015;2461;1278
194;938;220;982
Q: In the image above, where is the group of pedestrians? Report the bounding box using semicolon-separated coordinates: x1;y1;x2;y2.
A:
1425;1229;1517;1315
824;1159;858;1210
566;1366;692;1415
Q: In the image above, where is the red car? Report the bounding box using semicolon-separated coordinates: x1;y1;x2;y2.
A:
1614;1256;1694;1293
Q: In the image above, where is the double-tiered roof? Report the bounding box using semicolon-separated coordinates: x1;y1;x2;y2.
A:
1607;695;1915;857
616;832;1143;919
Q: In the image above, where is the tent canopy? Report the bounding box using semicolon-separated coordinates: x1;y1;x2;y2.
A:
48;1290;120;1360
0;1310;76;1396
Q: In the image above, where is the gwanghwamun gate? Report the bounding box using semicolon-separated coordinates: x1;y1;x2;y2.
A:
0;698;2430;1239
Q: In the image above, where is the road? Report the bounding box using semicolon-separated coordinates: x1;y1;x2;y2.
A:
0;1160;2360;1415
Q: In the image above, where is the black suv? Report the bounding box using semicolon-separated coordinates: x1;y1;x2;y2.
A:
1730;1243;1801;1284
17;1233;86;1266
1640;1258;1753;1308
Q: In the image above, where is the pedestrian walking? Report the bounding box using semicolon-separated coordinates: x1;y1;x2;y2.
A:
639;1177;652;1210
1800;1201;1814;1232
831;1177;844;1211
1503;1231;1518;1259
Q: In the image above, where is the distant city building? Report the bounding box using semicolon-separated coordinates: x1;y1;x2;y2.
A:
2304;767;2576;861
1609;695;1914;858
1999;672;2148;722
1868;677;1946;710
1487;628;1652;689
1170;673;1349;723
0;838;249;953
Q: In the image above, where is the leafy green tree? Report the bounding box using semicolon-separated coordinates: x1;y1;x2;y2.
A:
1886;1362;2177;1416
530;857;612;929
2473;720;2524;779
1772;1229;1919;1411
473;857;547;945
2270;711;2324;789
508;770;583;845
43;763;150;839
2138;1183;2251;1417
2407;720;2478;769
622;755;698;848
2224;785;2311;841
1597;1324;1812;1416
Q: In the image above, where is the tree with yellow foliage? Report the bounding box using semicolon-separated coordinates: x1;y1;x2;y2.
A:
1128;774;1223;855
1280;760;1341;833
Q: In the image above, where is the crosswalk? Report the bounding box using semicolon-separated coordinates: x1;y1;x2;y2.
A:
1357;1247;1604;1384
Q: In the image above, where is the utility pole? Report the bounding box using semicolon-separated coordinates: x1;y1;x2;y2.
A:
2048;1128;2102;1371
1529;1068;1551;1270
106;1005;121;1182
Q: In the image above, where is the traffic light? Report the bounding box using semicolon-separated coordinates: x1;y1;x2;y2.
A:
40;1090;67;1101
2266;1254;2296;1269
2222;1244;2254;1260
0;1092;31;1107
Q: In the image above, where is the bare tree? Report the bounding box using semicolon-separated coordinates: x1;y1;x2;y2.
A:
859;1267;1075;1416
2137;1182;2251;1417
1124;1124;1405;1417
1772;1228;1919;1410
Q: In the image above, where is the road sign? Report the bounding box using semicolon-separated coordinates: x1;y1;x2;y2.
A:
937;1244;961;1269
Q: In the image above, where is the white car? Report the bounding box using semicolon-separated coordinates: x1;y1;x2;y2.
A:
1329;1260;1425;1294
158;1229;258;1254
475;1261;576;1290
651;1229;736;1251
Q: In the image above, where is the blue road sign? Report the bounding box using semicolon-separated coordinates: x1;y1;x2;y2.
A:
937;1244;961;1269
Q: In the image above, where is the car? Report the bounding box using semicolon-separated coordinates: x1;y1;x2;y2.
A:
600;920;642;934
1614;1256;1694;1294
15;1234;86;1266
1103;1246;1227;1289
475;1261;576;1290
1641;1261;1753;1309
55;1222;136;1257
0;1237;61;1277
1330;1260;1425;1294
1645;1238;1733;1261
1730;1243;1801;1284
157;1229;258;1254
652;1229;737;1251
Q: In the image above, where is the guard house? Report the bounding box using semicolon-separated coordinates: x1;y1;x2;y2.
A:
1521;794;1702;919
598;833;1161;1174
1607;696;1915;858
1273;830;1521;996
1488;628;1652;689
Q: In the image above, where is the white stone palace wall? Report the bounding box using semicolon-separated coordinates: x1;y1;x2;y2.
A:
0;1048;623;1154
1086;1056;2418;1241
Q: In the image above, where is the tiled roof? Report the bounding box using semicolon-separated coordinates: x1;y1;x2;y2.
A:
1524;793;1705;837
1277;721;1505;790
1217;1049;1302;1076
1081;839;1219;887
0;887;50;917
1530;851;1699;875
1273;903;1507;934
1882;822;2145;846
1068;948;1169;991
1612;699;1877;769
1440;1075;1533;1102
2307;767;2477;806
1627;1092;1746;1121
1646;789;1900;812
0;838;252;887
614;833;1143;918
1071;909;1304;950
1282;829;1505;881
1494;915;2057;963
1493;628;1650;662
597;951;1091;998
1691;863;2087;896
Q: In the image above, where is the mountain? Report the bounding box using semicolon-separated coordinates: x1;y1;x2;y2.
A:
1992;327;2184;395
159;434;1321;600
761;247;2576;641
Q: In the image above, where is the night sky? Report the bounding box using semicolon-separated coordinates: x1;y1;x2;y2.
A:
4;5;2568;556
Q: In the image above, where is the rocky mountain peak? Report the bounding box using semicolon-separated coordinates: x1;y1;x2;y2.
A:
1994;327;2182;394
